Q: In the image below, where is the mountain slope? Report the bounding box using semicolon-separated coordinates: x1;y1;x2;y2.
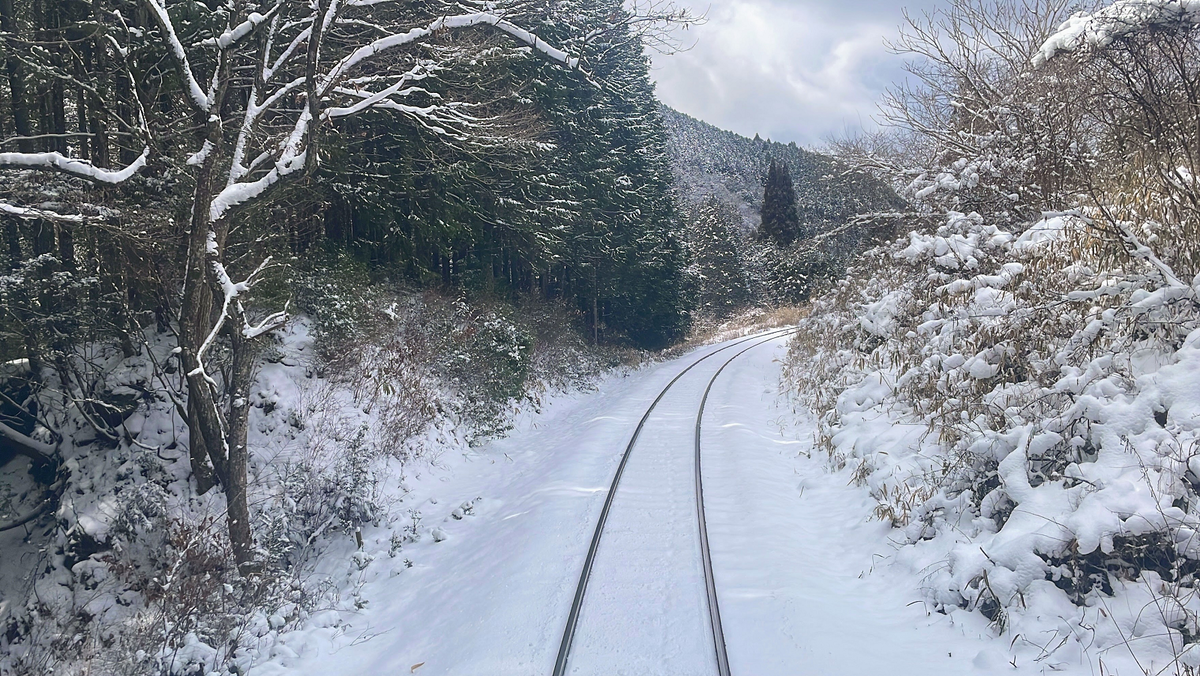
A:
661;106;905;234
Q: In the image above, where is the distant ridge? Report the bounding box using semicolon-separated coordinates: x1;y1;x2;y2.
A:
660;105;905;235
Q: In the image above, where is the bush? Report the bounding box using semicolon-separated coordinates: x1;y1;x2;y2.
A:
446;308;534;428
289;246;379;353
785;208;1200;664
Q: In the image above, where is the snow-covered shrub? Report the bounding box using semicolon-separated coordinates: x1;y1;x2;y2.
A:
290;247;383;352
446;307;534;431
520;300;628;391
301;266;616;441
3;464;320;676
255;412;384;570
798;0;1200;667
786;207;1200;666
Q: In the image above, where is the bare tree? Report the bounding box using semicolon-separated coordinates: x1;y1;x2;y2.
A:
877;0;1092;216
1035;0;1200;280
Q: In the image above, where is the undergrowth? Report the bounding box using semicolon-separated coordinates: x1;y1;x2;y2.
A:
785;208;1200;669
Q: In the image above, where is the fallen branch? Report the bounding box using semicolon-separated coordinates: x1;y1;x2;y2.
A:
0;497;54;532
0;420;60;468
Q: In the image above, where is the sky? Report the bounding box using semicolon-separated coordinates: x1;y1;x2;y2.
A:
649;0;942;148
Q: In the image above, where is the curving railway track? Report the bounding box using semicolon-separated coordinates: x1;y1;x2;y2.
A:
552;328;797;676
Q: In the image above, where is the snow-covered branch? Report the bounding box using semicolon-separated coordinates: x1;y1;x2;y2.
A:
241;301;289;339
143;0;211;112
0;202;89;223
0;497;54;532
210;137;308;221
0;147;149;184
190;236;274;376
211;9;592;222
1034;0;1200;65
264;25;312;82
0;421;58;465
200;6;276;50
321;12;579;96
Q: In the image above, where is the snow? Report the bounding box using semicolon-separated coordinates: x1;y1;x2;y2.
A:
209;148;306;222
859;290;909;337
787;204;1200;673
0;147;148;183
250;343;741;675
0;201;92;222
190;233;270;376
898;213;1008;270
1011;214;1070;253
203;11;269;49
1034;0;1200;66
567;357;722;673
264;28;312;82
187;140;214;166
0;421;57;460
238;333;1101;676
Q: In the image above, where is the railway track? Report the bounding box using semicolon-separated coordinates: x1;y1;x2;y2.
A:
552;328;798;676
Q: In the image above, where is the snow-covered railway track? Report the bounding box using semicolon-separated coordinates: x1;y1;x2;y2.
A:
552;328;796;676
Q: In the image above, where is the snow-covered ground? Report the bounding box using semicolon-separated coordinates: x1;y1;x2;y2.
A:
258;333;1105;676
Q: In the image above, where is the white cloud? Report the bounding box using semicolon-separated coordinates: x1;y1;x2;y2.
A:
650;0;940;147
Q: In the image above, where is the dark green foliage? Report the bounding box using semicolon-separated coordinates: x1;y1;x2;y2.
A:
447;310;534;424
289;245;379;351
743;240;842;306
473;0;690;348
758;160;802;246
310;0;689;349
688;196;749;318
776;246;839;302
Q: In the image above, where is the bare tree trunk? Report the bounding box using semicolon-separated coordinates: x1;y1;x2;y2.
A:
75;62;90;160
86;2;109;168
5;215;20;271
179;133;222;495
57;223;75;271
224;319;258;570
48;0;67;156
0;0;34;153
176;52;258;565
185;395;216;492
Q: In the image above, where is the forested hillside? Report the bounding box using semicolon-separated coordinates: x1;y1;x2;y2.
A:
0;1;703;672
661;105;905;235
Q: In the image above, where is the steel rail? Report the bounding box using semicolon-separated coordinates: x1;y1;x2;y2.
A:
551;327;795;676
694;329;798;676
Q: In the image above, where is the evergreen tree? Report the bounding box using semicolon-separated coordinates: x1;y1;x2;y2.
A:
758;159;802;246
689;196;749;318
528;0;689;348
288;0;690;348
